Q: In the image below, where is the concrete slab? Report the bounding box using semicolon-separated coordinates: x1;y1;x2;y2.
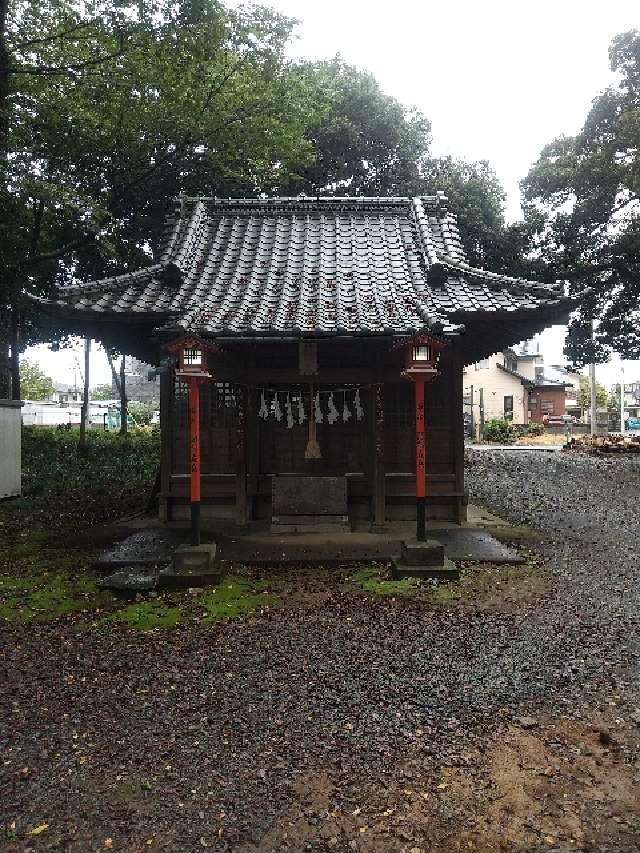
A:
401;539;446;567
426;529;524;564
214;525;522;566
171;543;221;584
92;504;523;573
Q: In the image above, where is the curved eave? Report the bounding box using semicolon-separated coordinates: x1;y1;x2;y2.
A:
450;297;574;366
28;293;174;325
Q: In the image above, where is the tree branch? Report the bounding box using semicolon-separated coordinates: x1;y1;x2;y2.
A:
122;54;247;195
17;54;247;272
8;42;127;77
14;19;99;50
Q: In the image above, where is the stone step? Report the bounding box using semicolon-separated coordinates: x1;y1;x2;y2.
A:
401;539;445;567
170;543;221;585
391;557;459;582
271;515;350;534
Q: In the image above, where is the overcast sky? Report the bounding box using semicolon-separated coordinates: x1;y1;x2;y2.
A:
27;0;640;388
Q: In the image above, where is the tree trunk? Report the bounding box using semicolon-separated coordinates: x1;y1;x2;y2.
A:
119;355;127;435
79;338;91;450
9;297;20;400
106;350;120;395
2;0;19;401
0;318;9;398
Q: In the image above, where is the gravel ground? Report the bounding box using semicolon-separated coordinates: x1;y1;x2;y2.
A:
2;449;640;851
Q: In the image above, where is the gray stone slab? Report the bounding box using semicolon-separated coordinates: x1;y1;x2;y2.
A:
173;543;219;579
272;476;347;516
97;569;159;592
429;529;523;563
96;529;183;568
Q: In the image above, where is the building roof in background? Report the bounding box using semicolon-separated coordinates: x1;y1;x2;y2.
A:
536;364;578;387
42;195;570;340
53;382;81;394
497;362;534;386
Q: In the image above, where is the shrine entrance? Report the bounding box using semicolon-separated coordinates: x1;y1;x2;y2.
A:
254;384;369;530
256;384;368;476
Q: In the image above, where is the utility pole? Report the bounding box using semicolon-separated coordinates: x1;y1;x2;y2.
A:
620;364;625;435
119;356;128;435
589;362;597;436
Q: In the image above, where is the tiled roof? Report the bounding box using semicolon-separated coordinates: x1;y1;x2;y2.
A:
496;363;534;386
49;195;569;338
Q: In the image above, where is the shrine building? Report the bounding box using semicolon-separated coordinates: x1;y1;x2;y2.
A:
42;195;572;532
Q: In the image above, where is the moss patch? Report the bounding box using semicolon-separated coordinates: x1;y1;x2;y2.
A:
347;566;422;596
346;559;550;612
0;571;112;622
100;575;280;631
199;576;279;622
105;600;183;630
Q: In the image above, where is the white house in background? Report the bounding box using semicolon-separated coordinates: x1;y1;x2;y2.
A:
49;382;84;404
464;349;535;425
464;344;580;427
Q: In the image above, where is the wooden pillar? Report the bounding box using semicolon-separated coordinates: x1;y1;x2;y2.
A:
414;378;426;540
188;380;201;545
450;347;466;523
235;385;248;527
370;383;385;531
245;387;258;522
159;370;172;522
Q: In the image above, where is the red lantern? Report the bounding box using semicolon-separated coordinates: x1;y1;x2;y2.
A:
392;333;448;540
397;333;447;381
164;336;220;544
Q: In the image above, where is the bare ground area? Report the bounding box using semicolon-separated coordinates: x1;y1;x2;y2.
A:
2;449;640;852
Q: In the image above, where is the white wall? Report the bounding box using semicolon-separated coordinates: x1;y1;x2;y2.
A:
515;354;542;382
464;353;529;424
0;401;22;498
21;401;113;427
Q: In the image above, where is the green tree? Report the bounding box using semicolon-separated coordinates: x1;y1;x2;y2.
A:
128;400;158;426
289;58;431;196
19;358;54;399
90;383;114;401
419;156;541;274
289;60;523;273
2;0;321;396
522;29;640;366
577;376;608;413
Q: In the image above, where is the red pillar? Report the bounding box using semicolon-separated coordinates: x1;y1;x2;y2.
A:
415;378;426;540
188;380;201;545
